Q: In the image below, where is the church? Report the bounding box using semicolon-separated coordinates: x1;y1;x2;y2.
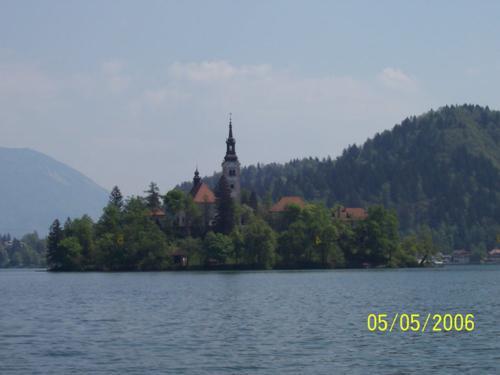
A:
187;116;241;228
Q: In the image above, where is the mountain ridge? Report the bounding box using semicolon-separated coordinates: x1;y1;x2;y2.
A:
0;147;108;236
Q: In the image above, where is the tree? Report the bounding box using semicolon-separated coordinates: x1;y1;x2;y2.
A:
249;191;258;211
278;220;308;267
109;186;124;209
355;206;400;267
164;189;186;213
202;232;234;265
122;197;171;270
214;176;235;234
58;237;83;270
414;226;438;266
164;189;204;236
145;182;161;210
46;219;64;270
0;246;9;267
242;216;276;268
65;215;95;269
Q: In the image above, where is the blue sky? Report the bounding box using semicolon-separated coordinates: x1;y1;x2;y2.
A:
1;1;500;195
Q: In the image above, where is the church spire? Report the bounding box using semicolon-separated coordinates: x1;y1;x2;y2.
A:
228;113;233;139
225;114;237;161
221;113;241;202
193;167;201;187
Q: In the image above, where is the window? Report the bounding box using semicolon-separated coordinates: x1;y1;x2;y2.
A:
230;184;234;189
229;169;236;176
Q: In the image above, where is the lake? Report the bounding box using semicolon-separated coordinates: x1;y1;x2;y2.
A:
1;266;499;374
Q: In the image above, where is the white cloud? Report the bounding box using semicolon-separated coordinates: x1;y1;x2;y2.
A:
168;60;272;82
0;63;58;97
377;67;417;91
1;59;428;195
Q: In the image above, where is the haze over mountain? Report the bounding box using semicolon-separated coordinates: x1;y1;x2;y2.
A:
0;147;108;237
182;105;500;251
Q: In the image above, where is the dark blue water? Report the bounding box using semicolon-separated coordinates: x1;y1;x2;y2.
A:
1;266;499;374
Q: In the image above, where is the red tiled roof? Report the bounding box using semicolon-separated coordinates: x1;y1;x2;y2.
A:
149;208;166;217
191;182;216;204
336;207;368;220
269;196;305;213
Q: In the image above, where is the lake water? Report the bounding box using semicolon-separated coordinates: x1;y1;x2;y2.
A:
1;266;499;374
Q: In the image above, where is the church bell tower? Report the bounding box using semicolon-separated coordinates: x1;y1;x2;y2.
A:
221;115;241;201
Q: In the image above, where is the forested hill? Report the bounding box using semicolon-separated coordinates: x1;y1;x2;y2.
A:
180;104;500;250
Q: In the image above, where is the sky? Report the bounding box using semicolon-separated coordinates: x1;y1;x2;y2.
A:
2;0;500;195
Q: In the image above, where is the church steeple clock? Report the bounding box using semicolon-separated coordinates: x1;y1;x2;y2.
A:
221;114;241;201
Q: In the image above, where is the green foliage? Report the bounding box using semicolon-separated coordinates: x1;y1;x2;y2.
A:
352;206;400;267
109;186;124;209
47;219;64;270
0;233;45;268
58;237;83;270
64;215;95;269
144;181;161;210
180;105;500;250
0;245;9;267
174;237;203;266
0;232;47;268
44;191;173;271
202;232;234;265
277;204;344;268
163;189;204;236
249;191;258;211
241;216;276;269
214;176;235;234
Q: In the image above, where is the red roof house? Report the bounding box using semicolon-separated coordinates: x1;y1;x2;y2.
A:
334;207;368;221
269;196;305;213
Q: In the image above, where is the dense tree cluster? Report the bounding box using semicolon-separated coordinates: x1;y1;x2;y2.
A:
0;233;46;268
46;183;429;271
179;105;500;252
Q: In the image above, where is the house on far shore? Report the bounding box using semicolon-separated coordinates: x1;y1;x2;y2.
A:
269;196;306;214
171;249;188;267
148;208;166;226
451;249;471;264
333;206;368;222
487;248;500;264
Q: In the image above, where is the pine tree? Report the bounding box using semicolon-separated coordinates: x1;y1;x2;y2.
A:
46;219;63;270
249;191;258;211
109;186;124;209
145;182;161;210
214;175;235;234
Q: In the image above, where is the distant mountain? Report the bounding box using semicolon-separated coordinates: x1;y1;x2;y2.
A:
0;147;108;237
180;104;500;250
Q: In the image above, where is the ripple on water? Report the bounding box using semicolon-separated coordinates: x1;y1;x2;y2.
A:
0;266;499;374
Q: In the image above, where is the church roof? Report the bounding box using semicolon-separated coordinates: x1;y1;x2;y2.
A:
190;182;216;204
270;196;305;212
